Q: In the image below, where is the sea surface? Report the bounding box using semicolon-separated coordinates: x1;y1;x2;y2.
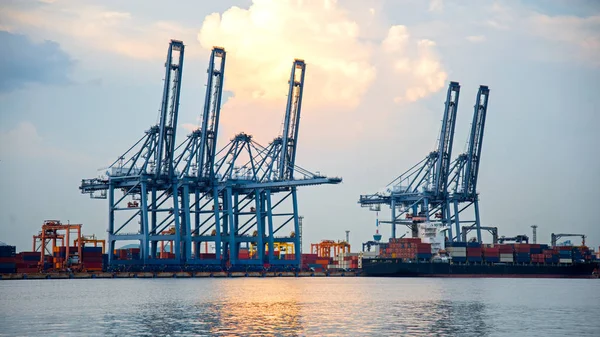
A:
1;277;598;336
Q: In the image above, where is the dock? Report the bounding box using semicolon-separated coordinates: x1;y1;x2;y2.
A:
1;271;361;280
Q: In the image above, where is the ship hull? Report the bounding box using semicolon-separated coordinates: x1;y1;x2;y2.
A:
362;259;599;279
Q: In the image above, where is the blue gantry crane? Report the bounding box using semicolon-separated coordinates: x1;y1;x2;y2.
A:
173;46;226;265
359;82;490;242
80;40;185;266
359;82;460;239
446;85;490;242
198;59;340;269
81;42;341;270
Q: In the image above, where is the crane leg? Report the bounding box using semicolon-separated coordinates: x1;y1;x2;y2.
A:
474;199;482;243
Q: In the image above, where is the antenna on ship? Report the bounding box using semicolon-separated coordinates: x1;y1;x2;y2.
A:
531;225;538;244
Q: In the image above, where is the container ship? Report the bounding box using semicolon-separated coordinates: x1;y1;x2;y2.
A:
361;223;599;279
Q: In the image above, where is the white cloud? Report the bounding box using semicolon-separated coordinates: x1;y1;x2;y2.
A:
198;0;376;109
181;123;200;133
382;27;447;103
195;1;448;143
484;3;600;66
528;13;600;66
429;0;443;12
0;122;92;164
0;1;199;60
197;0;379;142
466;35;486;43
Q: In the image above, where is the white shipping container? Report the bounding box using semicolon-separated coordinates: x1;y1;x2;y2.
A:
500;254;514;259
450;252;467;257
447;247;467;253
559;258;573;264
500;257;513;262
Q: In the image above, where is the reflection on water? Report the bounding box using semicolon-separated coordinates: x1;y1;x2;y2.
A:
0;278;598;336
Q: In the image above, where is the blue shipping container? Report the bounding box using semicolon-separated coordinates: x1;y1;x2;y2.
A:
452;257;467;263
0;262;16;269
467;256;483;262
83;247;103;253
416;253;432;259
448;242;467;248
467;242;481;248
485;257;500;263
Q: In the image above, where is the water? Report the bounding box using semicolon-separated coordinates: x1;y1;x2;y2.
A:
1;278;598;336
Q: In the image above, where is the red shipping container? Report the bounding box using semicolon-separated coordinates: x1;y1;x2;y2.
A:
467;249;482;257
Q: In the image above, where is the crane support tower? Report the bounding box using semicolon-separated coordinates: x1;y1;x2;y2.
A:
359;82;490;243
80;42;341;271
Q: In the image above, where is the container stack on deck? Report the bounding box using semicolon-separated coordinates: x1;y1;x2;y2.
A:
446;242;467;263
444;242;597;265
482;246;500;263
82;246;103;271
377;238;432;261
0;244;17;274
467;242;483;263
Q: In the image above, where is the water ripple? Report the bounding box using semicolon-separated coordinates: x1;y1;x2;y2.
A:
0;278;598;336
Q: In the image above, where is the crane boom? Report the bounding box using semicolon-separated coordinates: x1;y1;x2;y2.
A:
279;59;306;180
434;82;460;197
462;85;489;196
198;47;226;179
155;40;185;179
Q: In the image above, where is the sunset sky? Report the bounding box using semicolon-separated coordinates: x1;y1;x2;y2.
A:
1;0;599;251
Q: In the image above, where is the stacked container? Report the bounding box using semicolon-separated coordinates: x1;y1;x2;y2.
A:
446;242;467;263
0;244;17;274
482;246;500;263
514;244;531;263
543;249;559;264
238;249;250;260
382;237;423;260
558;246;572;263
466;242;483;263
497;244;514;263
332;252;360;269
82;246;103;271
16;252;41;273
416;243;433;260
114;248;141;261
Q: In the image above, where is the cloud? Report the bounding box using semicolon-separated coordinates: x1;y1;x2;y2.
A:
0;1;199;60
528;13;600;66
0;122;91;164
484;3;600;66
382;26;447;103
0;30;73;92
466;35;486;43
429;0;443;12
196;0;448;142
198;0;377;110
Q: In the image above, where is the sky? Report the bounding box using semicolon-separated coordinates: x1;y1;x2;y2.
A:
0;0;599;252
